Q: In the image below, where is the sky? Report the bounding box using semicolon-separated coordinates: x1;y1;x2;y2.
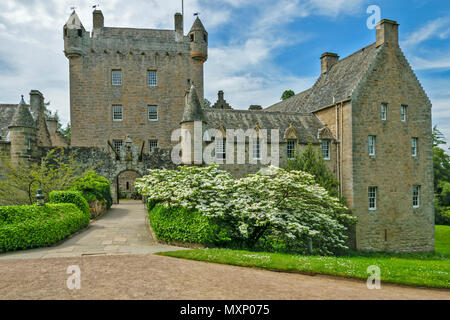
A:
0;0;449;148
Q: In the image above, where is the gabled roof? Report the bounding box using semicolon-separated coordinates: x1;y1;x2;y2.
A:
265;42;381;113
0;104;17;140
203;108;324;143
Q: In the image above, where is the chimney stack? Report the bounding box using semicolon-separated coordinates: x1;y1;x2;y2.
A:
320;52;339;74
93;10;104;37
376;19;399;47
175;13;183;41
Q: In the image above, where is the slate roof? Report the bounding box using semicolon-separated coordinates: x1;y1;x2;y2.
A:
0;104;17;140
203;108;323;143
265;42;380;113
190;17;207;33
9;98;36;129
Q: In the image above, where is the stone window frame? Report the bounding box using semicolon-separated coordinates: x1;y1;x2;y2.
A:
411;137;418;157
368;186;377;211
413;185;421;208
148;105;158;121
401;105;407;122
112;105;123;121
368;135;376;157
321;140;330;160
113;139;123;153
147;70;157;87
215;137;226;160
111;70;123;86
287;139;296;160
148;140;158;153
381;103;387;121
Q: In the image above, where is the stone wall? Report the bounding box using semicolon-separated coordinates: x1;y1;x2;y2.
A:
351;44;434;252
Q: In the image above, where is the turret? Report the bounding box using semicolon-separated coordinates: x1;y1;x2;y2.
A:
180;85;206;165
63;10;88;58
8;96;37;164
188;17;208;62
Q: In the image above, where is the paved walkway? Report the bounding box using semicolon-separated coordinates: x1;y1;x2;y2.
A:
0;200;183;260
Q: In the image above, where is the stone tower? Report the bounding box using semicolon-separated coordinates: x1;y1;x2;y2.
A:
64;9;208;150
8;96;37;164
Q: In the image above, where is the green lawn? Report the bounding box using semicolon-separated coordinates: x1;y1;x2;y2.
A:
158;225;450;289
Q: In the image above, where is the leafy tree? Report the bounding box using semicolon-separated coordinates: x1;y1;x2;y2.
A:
0;148;91;205
281;90;295;101
202;98;211;108
433;125;446;147
285;143;340;198
432;126;450;225
60;123;71;140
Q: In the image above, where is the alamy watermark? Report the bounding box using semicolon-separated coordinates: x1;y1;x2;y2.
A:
366;5;381;30
66;265;81;290
366;265;381;289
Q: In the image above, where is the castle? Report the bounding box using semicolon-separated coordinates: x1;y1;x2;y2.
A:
0;9;434;253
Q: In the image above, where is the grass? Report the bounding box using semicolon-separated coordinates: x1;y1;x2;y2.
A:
157;225;450;289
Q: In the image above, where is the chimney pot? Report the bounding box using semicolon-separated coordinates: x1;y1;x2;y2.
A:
376;19;399;47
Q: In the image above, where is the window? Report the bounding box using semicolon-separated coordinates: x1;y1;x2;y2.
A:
113;140;123;153
412;137;418;157
368;186;377;210
253;138;261;160
148;71;157;86
112;70;122;86
401;105;407;122
287;140;296;160
77;29;82;37
149;140;158;153
322;141;330;160
368;136;376;156
216;138;226;160
126;182;130;190
413;185;420;208
187;79;191;86
381;104;387;121
190;34;194;42
112;105;123;121
148;105;158;121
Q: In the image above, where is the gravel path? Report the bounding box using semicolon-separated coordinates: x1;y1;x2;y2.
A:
0;254;448;300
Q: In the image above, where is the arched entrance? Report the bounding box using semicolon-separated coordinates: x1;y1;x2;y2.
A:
115;170;142;203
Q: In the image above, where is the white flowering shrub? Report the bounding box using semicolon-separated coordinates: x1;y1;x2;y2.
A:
136;165;356;255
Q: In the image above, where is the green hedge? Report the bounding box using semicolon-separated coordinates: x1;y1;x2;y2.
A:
49;190;90;216
0;203;90;252
148;204;229;245
71;171;113;208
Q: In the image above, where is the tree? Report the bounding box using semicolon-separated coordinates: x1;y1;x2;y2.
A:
285;143;340;198
433;125;446;147
60;123;71;140
0;148;92;205
432;126;450;225
281;90;295;101
202;98;211;108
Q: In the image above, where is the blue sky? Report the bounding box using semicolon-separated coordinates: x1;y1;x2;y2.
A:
0;0;449;148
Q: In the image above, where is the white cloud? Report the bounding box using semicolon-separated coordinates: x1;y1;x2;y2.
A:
401;17;450;48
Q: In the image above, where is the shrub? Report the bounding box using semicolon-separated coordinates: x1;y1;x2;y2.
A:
136;165;355;255
49;190;90;216
71;171;112;208
148;204;229;245
0;203;90;252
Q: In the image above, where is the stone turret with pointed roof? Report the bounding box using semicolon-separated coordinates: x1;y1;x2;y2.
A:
63;10;88;58
181;85;206;124
9;96;36;129
190;17;206;33
188;17;208;63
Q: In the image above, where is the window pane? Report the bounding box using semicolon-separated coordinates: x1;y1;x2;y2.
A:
113;140;123;152
216;138;226;160
401;105;407;122
322;141;330;160
148;106;158;121
253;138;261;160
413;185;420;208
368;136;375;156
381;104;387;120
149;140;158;153
112;105;123;121
412;137;418;156
369;187;377;210
112;70;122;86
148;71;157;86
287;140;296;159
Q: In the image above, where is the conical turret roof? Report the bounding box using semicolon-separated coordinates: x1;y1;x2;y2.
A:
65;10;84;30
181;85;206;123
9;96;36;129
189;17;206;33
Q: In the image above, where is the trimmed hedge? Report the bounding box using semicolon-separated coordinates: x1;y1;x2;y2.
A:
0;203;90;252
71;171;113;209
49;190;90;216
148;204;229;245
